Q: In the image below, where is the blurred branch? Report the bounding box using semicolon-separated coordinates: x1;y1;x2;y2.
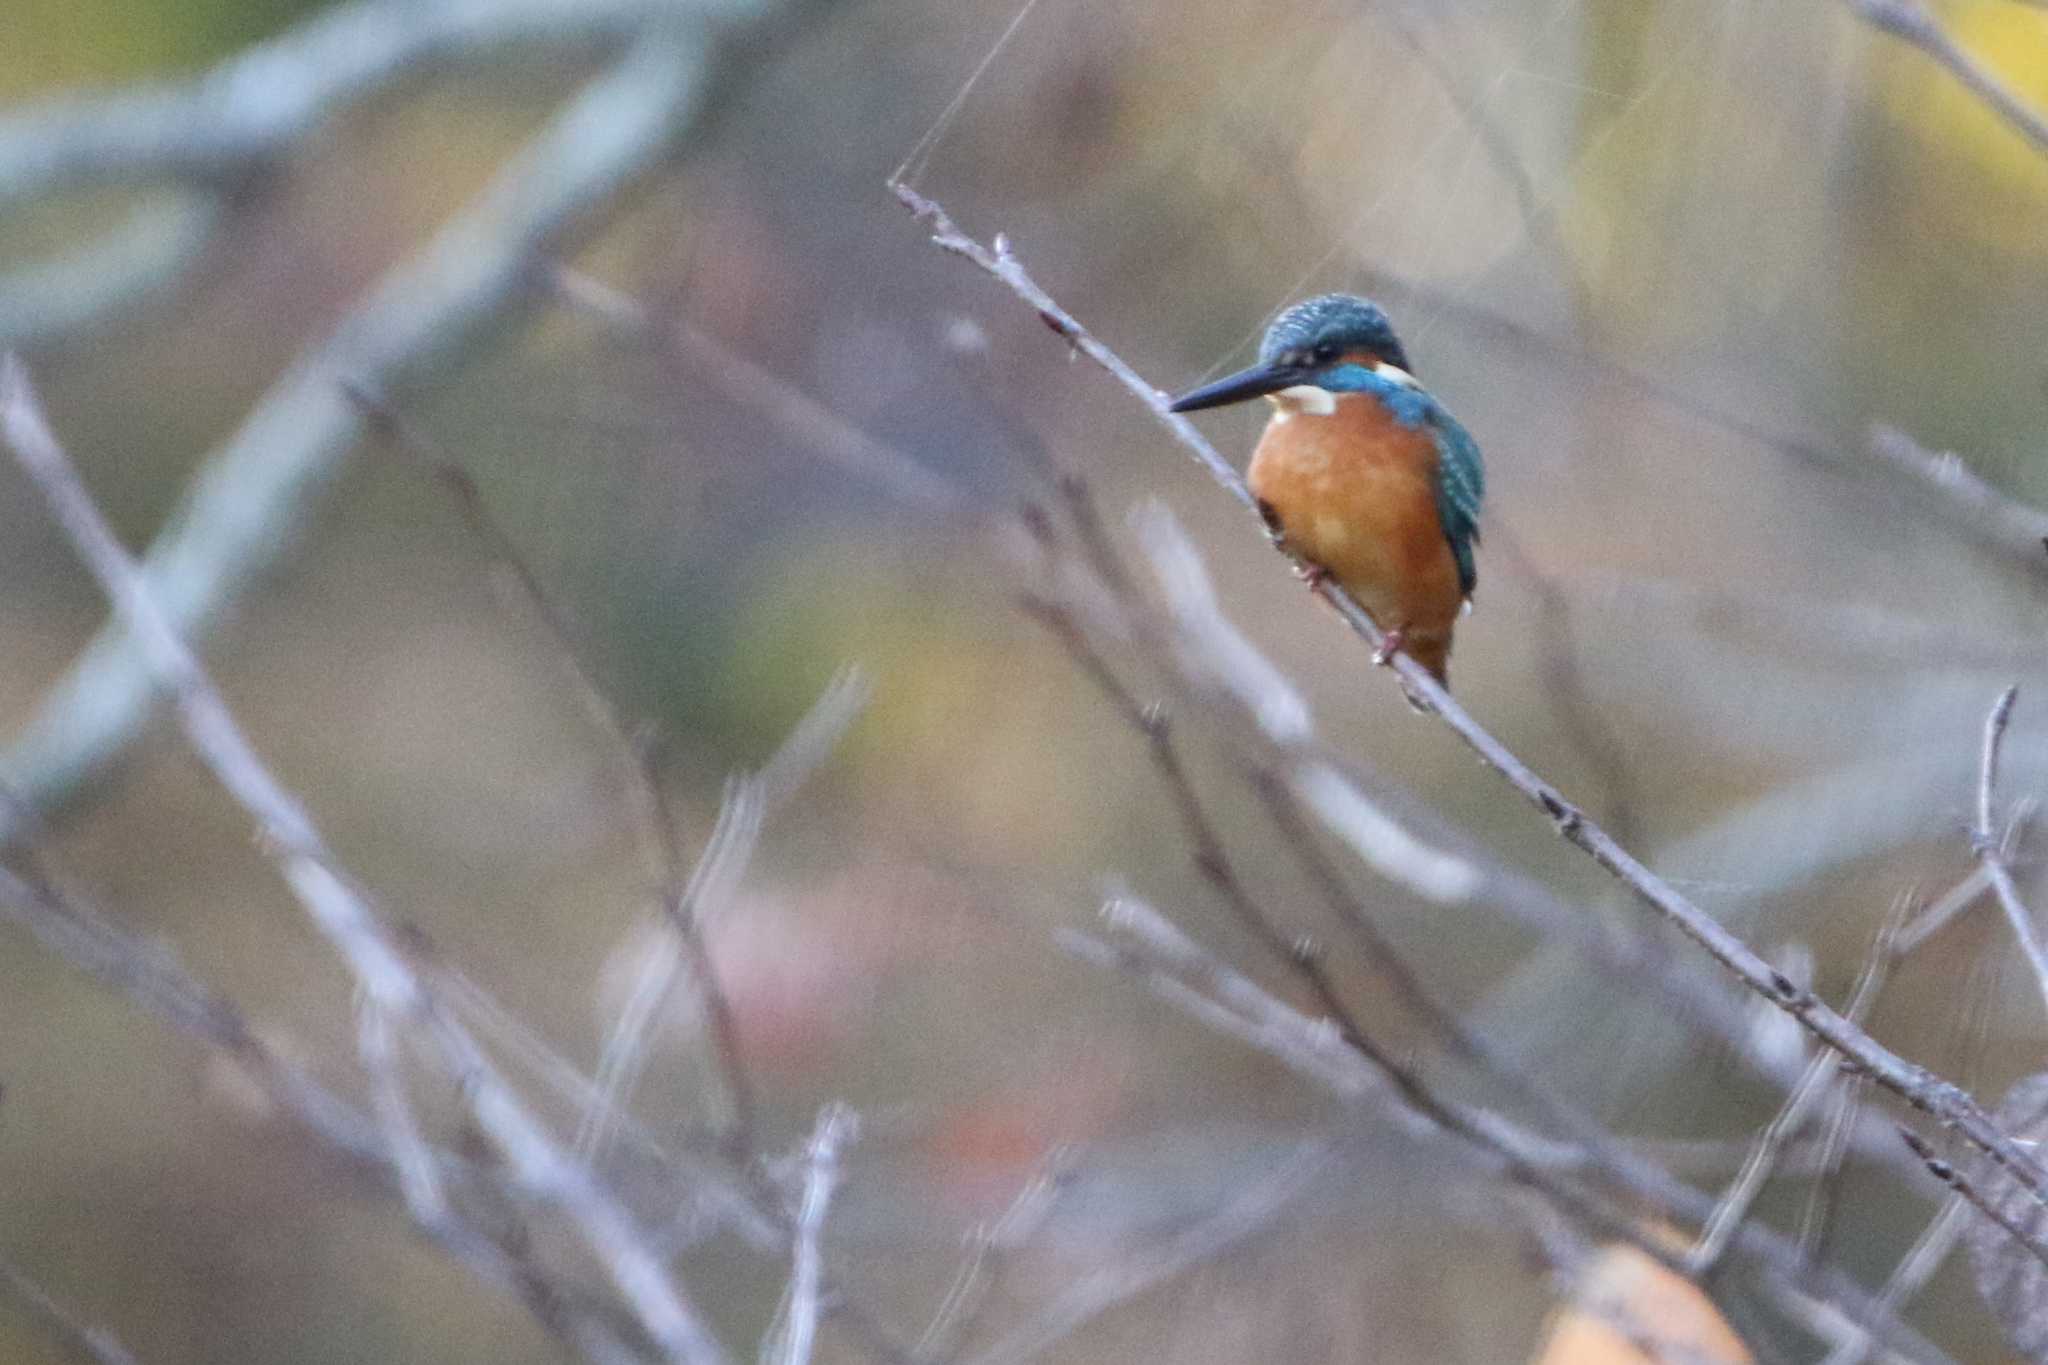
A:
1065;890;1948;1363
0;0;829;843
2;356;729;1365
546;266;962;510
1896;1129;2048;1274
1897;865;1996;956
0;841;390;1169
0;198;224;350
891;183;2048;1218
0;832;662;1362
0;0;681;346
913;1156;1066;1361
580;669;865;1163
349;389;802;1170
1687;906;1900;1277
1868;426;2048;575
1489;525;1646;850
1820;1200;1968;1365
1565;571;2040;672
0;1257;142;1365
767;1106;858;1365
1972;687;2048;1018
0;0;675;205
958;1135;1336;1365
1850;0;2048;156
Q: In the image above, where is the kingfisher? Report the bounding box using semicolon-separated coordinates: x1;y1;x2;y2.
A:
1168;294;1483;689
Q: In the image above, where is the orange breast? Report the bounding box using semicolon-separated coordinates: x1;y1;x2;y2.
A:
1246;394;1464;682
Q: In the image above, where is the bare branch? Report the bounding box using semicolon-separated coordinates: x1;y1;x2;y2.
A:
1067;896;1946;1363
913;1156;1067;1361
0;1258;142;1365
1868;426;2048;576
547;267;961;510
348;390;837;1168
889;184;2048;1215
1897;1129;2048;1276
584;777;765;1159
1849;0;2048;156
0;3;820;839
1688;905;1902;1276
1819;1200;1968;1365
0;198;223;350
359;995;450;1227
1896;865;1996;956
767;1106;859;1365
0;848;666;1363
957;1137;1335;1365
2;355;729;1365
0;0;683;346
1972;687;2048;1016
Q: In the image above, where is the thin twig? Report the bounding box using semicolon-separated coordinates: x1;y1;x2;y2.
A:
1068;893;1948;1363
0;1258;143;1365
0;2;827;839
2;355;729;1365
1971;687;2048;1017
1896;865;1995;957
913;1156;1068;1362
1038;497;1832;1271
1896;1128;2048;1275
769;1106;858;1365
1818;1199;1969;1365
346;385;825;1166
888;184;2048;1215
1688;903;1903;1276
957;1138;1335;1365
582;777;764;1160
1488;523;1646;852
546;266;960;510
1850;0;2048;155
1024;453;1958;1356
1867;427;2048;575
0;853;662;1363
358;994;450;1226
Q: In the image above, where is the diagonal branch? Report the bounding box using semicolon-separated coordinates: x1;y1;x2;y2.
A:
1868;426;2048;575
888;182;2048;1218
0;1257;143;1365
0;1;823;842
1849;0;2048;156
1972;687;2048;1018
2;355;729;1365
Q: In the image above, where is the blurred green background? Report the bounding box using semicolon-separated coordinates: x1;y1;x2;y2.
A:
6;0;2048;1360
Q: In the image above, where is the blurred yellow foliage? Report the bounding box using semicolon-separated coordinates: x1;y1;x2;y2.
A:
1876;0;2048;255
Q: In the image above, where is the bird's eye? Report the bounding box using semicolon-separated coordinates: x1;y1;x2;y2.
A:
1310;343;1339;365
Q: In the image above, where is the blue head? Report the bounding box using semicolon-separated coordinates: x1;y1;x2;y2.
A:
1256;294;1410;373
1169;293;1413;413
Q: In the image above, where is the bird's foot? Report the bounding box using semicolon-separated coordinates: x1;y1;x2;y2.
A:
1294;561;1329;591
1373;626;1407;667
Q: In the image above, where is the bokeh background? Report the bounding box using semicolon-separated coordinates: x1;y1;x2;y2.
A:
6;0;2048;1360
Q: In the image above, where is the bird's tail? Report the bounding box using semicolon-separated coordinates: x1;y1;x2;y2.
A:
1408;633;1451;690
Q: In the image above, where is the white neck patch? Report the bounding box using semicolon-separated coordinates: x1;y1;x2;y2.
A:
1374;362;1420;388
1267;384;1338;418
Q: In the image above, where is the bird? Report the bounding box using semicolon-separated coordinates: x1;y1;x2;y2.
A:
1167;294;1484;690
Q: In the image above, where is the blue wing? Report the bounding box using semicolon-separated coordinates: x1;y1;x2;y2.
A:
1322;365;1485;596
1427;408;1484;598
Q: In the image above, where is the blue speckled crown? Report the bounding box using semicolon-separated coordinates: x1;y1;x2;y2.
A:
1258;294;1408;372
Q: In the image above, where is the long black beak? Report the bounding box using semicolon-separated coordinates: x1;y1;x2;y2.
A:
1166;361;1309;413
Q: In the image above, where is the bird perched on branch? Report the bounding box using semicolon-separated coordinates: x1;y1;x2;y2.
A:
1168;294;1484;689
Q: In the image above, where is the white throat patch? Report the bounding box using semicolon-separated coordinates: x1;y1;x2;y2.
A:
1267;384;1338;419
